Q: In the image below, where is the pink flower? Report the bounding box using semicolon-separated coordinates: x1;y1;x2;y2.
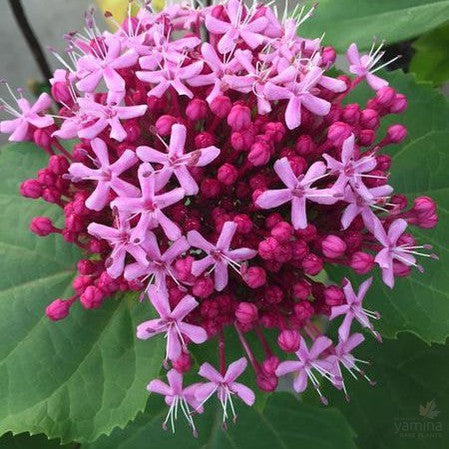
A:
256;157;338;229
187;221;257;291
137;58;204;99
77;93;147;142
372;218;436;287
111;163;185;242
87;215;148;279
195;357;255;424
275;336;334;404
124;233;190;291
323;134;378;200
137;123;220;194
68;138;139;211
188;43;242;104
330;277;380;340
137;285;207;360
148;369;202;435
76;37;138;92
341;184;393;230
347;42;392;91
205;0;268;54
0;92;54;142
265;67;331;129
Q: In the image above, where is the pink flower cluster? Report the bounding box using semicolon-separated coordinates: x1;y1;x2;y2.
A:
1;0;438;436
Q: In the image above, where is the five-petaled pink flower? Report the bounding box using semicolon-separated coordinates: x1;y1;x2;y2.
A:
68;137;139;211
137;123;220;195
77;92;147;142
0;92;54;142
330;277;380;340
256;157;338;229
87;215;148;279
124;233;190;291
275;336;335;404
347;42;390;91
205;0;268;54
111;162;185;242
76;37;138;92
137;285;208;360
187;221;257;291
195;357;255;424
148;368;202;436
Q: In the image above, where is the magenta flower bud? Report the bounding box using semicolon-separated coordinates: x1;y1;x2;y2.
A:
358;129;376;146
278;329;301;352
376;154;391;171
243;266;267;288
291;240;308;261
210;95;232;118
294;300;314;320
322;235;347;258
200;178;221;198
192;276;214;298
186;98;208;120
293;280;311;300
51;81;71;104
48;155;70;175
257;373;278;392
273;243;292;263
235;302;258;324
172;353;192;373
265;285;284;304
321;46;337;68
33;129;52;149
295;224;317;241
271;221;293;243
376;86;396;107
46;298;72;321
20;179;42;199
80;285;104;309
360;109;379;130
390;93;408;113
341;104;361;125
155;115;177;136
413;196;436;216
265;213;283;229
233;214;252;234
301;253;323;275
227;104;251;131
258;237;280;260
327;121;352;146
195;131;215;149
350;251;375;274
30;216;55;236
262;356;280;375
73;275;93;295
324;285;344;306
217;163;238;185
248;141;271;166
387;124;407;143
263;121;286;143
77;259;96;275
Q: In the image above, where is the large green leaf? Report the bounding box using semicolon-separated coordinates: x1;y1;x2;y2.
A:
0;144;164;443
84;393;356;449
315;333;449;449
327;72;449;344
410;25;449;86
300;0;449;52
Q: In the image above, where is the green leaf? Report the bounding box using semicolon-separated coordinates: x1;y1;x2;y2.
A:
300;0;449;52
0;432;69;449
317;333;449;449
328;72;449;344
410;24;449;86
0;143;164;443
84;393;357;449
